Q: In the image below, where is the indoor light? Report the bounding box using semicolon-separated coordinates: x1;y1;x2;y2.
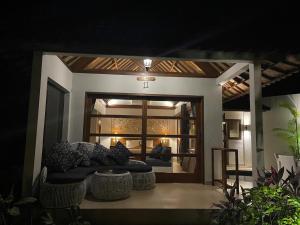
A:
143;59;152;71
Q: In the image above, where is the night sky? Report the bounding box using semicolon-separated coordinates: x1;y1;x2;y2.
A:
0;3;299;191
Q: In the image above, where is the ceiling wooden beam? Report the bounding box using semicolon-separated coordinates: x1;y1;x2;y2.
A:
73;69;207;78
193;62;219;77
216;63;249;85
223;68;300;103
282;60;300;68
113;58;119;70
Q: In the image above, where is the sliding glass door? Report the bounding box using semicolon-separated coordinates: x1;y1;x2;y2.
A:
83;93;204;183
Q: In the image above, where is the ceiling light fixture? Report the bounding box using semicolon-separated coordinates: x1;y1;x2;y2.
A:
137;58;155;88
143;59;152;71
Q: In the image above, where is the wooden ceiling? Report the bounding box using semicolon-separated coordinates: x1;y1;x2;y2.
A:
59;55;229;78
222;56;300;102
58;55;300;102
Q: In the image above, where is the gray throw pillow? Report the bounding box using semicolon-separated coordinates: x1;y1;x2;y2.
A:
108;147;129;165
45;141;83;172
92;144;116;166
114;141;132;157
77;143;91;167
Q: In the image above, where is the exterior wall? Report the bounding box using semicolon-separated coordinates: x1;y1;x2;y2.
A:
69;73;223;182
224;111;252;167
263;94;300;169
225;94;300;171
25;54;73;186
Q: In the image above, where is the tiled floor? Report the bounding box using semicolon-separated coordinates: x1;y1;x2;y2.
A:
80;183;225;209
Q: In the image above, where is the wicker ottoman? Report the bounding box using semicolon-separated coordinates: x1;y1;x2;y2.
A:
127;160;156;190
131;171;156;190
91;170;133;201
39;167;86;209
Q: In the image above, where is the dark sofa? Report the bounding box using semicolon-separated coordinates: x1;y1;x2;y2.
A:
46;142;152;184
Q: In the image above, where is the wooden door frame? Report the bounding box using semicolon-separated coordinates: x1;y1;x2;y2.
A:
83;92;204;183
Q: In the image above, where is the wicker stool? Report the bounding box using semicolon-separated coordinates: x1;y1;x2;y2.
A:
131;171;156;190
39;167;86;209
127;160;156;190
91;170;132;201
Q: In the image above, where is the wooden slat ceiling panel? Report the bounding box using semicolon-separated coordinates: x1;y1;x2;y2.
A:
223;59;300;102
58;55;300;102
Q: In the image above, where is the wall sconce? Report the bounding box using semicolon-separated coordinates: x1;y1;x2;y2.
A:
244;124;250;131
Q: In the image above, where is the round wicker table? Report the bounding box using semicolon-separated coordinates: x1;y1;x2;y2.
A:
91;170;133;201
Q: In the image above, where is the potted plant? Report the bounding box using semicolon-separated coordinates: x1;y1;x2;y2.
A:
273;101;300;166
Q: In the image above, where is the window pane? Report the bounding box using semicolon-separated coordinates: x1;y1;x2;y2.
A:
147;119;178;135
89;136;142;153
90;118;142;134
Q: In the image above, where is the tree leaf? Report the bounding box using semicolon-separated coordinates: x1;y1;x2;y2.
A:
14;197;37;206
7;206;20;216
277;167;284;181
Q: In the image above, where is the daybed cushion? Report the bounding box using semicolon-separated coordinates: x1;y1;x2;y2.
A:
146;157;172;167
47;166;97;183
117;164;152;173
47;162;152;183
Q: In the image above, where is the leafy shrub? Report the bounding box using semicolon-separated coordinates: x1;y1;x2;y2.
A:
213;167;300;225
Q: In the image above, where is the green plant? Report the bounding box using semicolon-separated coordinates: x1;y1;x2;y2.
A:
0;185;90;225
243;186;300;225
273;101;300;160
213;182;244;225
0;186;37;225
214;167;300;225
283;167;300;196
257;166;284;187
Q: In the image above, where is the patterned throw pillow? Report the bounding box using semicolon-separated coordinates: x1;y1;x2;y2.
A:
114;141;132;157
160;147;172;161
92;144;116;166
77;143;91;167
108;147;129;165
45;141;83;172
150;144;163;159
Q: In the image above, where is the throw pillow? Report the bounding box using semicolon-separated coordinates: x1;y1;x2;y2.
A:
150;143;163;159
45;141;83;172
92;143;116;166
114;141;132;157
160;147;172;161
76;143;91;167
108;147;129;165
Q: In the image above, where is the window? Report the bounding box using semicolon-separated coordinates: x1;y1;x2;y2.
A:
84;94;204;182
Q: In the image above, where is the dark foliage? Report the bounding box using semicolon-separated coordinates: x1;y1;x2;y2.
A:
214;167;300;225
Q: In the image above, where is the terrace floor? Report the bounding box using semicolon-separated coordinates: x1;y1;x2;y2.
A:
77;182;254;225
80;181;253;210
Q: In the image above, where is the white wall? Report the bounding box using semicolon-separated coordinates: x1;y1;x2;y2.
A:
69;73;223;182
31;54;73;183
263;94;300;169
225;111;252;167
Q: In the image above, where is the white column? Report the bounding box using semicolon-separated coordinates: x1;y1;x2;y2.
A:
249;62;264;180
22;52;43;196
